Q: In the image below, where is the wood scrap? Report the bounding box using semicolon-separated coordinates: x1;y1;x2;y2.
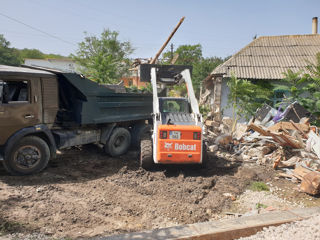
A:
289;120;308;138
307;131;320;159
293;165;313;180
268;121;309;133
300;171;320;195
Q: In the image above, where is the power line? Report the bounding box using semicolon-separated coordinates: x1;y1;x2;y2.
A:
0;11;76;46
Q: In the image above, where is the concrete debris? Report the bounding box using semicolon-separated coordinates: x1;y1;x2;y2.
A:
205;102;320;195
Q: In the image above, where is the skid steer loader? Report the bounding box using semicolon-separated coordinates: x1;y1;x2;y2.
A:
139;64;207;169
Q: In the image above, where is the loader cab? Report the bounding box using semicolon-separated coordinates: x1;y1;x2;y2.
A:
159;97;195;125
159;97;190;113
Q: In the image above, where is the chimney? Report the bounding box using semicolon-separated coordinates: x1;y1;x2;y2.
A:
312;17;318;34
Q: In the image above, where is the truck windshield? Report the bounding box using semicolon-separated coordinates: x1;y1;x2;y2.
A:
161;99;190;113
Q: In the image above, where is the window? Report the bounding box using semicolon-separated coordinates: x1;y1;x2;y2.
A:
0;80;29;104
161;99;189;113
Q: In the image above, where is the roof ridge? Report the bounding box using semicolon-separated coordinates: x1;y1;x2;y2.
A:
257;34;320;39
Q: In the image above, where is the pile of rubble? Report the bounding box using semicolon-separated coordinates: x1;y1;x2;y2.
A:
205;102;320;196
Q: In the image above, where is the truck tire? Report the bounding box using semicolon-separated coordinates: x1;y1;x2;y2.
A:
131;124;151;148
106;127;131;157
140;139;154;170
3;136;50;175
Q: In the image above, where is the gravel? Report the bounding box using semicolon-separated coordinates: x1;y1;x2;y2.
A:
238;214;320;240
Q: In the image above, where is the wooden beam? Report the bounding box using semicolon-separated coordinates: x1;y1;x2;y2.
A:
150;17;185;64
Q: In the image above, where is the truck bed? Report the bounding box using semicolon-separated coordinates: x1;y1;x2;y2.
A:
57;73;153;126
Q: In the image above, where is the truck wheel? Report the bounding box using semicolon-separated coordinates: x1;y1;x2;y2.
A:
131;124;151;148
106;128;131;157
140;139;154;170
3;136;50;175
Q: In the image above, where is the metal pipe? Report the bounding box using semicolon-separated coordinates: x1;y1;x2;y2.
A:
312;17;318;34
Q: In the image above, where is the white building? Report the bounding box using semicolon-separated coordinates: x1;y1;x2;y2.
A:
24;58;80;73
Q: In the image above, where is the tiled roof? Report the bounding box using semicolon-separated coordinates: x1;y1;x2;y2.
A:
212;34;320;80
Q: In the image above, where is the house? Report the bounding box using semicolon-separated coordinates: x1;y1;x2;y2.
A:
24;58;80;73
203;17;320;121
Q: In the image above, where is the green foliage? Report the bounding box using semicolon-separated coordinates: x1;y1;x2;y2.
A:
0;34;68;67
19;48;67;59
250;181;270;192
227;74;272;124
126;84;152;94
300;53;320;121
192;57;224;97
275;53;320;125
139;83;152;93
0;220;25;235
0;34;22;66
274;69;306;103
162;44;224;97
162;44;202;65
256;203;268;209
72;29;134;84
199;105;211;117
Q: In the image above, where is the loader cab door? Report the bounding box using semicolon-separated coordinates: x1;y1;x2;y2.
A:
0;77;42;145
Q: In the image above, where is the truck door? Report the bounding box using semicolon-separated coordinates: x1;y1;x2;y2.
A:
0;77;42;145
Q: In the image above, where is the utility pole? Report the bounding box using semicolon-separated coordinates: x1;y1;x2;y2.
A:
170;43;174;61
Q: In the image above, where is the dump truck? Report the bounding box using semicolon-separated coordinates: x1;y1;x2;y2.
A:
0;65;153;175
138;64;207;169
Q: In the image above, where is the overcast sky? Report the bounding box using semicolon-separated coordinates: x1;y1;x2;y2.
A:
1;0;319;59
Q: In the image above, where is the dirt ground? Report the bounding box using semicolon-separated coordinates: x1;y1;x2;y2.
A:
0;145;319;239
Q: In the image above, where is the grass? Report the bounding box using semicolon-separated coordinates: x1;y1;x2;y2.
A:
256;203;268;209
250;181;270;192
0;220;25;235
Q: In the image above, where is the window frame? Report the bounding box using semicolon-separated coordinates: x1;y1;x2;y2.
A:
0;79;31;105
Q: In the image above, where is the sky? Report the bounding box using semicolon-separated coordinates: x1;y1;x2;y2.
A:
1;0;320;59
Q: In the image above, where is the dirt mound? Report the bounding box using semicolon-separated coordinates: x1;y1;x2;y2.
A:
0;145;261;239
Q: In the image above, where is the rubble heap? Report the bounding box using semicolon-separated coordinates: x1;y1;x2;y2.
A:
205;102;320;195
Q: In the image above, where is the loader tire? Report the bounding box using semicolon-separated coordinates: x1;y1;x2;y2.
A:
140;139;154;170
106;127;131;157
3;136;50;175
201;142;208;167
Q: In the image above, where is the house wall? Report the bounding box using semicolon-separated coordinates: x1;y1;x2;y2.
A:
220;78;232;119
219;78;287;123
24;59;80;72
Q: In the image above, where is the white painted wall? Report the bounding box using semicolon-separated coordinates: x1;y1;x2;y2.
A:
24;59;80;73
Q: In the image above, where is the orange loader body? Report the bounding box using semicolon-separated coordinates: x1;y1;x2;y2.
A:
156;125;202;164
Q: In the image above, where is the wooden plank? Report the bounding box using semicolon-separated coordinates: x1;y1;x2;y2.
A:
293;165;313;179
290;120;308;138
248;123;272;136
300;171;320;195
268;122;309;133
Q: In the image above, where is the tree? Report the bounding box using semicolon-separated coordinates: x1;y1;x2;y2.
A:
162;44;223;97
299;53;320;122
71;29;134;84
227;74;272;129
0;34;21;66
273;69;306;104
192;57;224;96
162;44;202;65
